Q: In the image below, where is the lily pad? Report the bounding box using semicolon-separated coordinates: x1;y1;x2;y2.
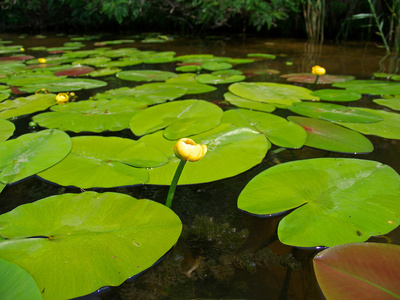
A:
222;109;306;148
337;108;400;139
288;116;374;153
373;98;400;111
313;243;400;299
0;259;42;300
195;74;245;84
333;80;400;95
89;67;122;77
228;82;319;107
0;129;71;184
0;191;182;300
20;78;107;93
140;123;271;185
38;136;168;188
224;92;275;112
54;65;95;76
238;158;400;247
311;89;362;102
247;53;276;59
165;74;217;94
129;100;223;140
281;73;355;84
72;56;111;67
288;102;383;123
0;119;15;141
116;70;178;82
33;99;147;133
201;62;233;71
0;93;9;102
0;94;57;119
0;74;64;86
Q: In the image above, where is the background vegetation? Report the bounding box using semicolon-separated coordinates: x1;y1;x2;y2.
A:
0;0;398;50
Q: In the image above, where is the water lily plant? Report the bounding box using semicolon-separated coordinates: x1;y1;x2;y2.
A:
166;138;207;208
55;92;69;104
312;65;326;84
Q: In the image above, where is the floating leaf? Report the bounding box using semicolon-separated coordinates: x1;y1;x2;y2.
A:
89;67;122;77
0;93;9;102
288;102;383;123
337;108;400;139
0;119;15;142
140;123;270;185
0;129;71;184
222;109;306;148
0;191;182;300
281;73;355;84
201;62;232;71
116;70;178;82
33;99;146;133
333;80;400;95
247;53;276;59
224;92;275;112
229;82;319;106
175;65;202;72
0;94;57;119
238;158;400;247
0;74;64;86
38;136;167;188
373;98;400;111
0;259;42;300
288;116;373;153
54;65;95;76
20;78;107;93
311;89;362;102
195;74;245;84
314;243;400;299
129;100;223;140
165;74;217;94
72;56;111;67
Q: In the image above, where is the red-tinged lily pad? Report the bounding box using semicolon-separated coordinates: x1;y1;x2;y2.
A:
311;89;362;102
281;73;355;84
0;55;34;61
288;102;383;123
288;116;374;153
54;65;95;76
313;243;400;300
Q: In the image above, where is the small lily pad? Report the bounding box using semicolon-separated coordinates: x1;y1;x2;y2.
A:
288;116;374;153
195;74;245;84
0;94;57;119
38;136;168;188
116;70;178;82
129;100;223;140
0;129;72;184
311;89;362;102
288;102;383;123
0;119;15;141
0;191;182;300
20;78;107;93
238;158;400;247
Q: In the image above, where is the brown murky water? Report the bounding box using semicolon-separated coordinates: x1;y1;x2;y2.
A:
1;33;399;300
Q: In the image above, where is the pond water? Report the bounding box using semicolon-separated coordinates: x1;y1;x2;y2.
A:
0;33;399;299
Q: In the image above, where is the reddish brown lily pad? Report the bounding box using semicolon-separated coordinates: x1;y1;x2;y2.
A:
0;56;34;61
281;73;355;84
54;66;95;77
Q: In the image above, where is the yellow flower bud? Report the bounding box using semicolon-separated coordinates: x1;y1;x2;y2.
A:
55;93;70;104
311;65;326;76
38;58;46;64
173;138;207;162
20;48;25;52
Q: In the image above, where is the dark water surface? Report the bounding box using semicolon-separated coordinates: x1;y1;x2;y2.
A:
1;33;399;300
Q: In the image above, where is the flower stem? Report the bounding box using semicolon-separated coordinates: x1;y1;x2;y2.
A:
313;74;320;85
166;160;187;208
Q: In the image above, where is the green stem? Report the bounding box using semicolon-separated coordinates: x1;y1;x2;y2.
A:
165;160;187;208
313;74;320;85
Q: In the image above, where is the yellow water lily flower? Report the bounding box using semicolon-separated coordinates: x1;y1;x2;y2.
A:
38;58;46;64
55;93;69;104
311;65;326;76
174;138;207;162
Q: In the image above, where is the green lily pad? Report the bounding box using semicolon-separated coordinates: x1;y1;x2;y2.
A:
195;74;245;84
0;191;182;300
288;102;383;123
0;119;15;141
116;70;178;82
93;83;187;105
311;89;362;102
165;74;217;94
0;93;9;102
129;100;223;140
0;94;57;119
72;56;111;67
225;58;254;65
140;123;271;185
281;73;355;84
212;69;243;76
238;158;400;247
333;80;400;95
314;243;400;299
89;67;122;77
201;62;232;71
224;92;275;112
336;108;400;139
102;59;143;68
102;48;140;58
222;109;306;148
228;82;319;107
0;258;42;300
175;65;202;72
20;78;107;93
247;53;276;59
373;98;400;111
33;99;146;133
288;116;374;153
143;56;176;64
0;129;71;184
38;136;167;188
0;74;64;86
